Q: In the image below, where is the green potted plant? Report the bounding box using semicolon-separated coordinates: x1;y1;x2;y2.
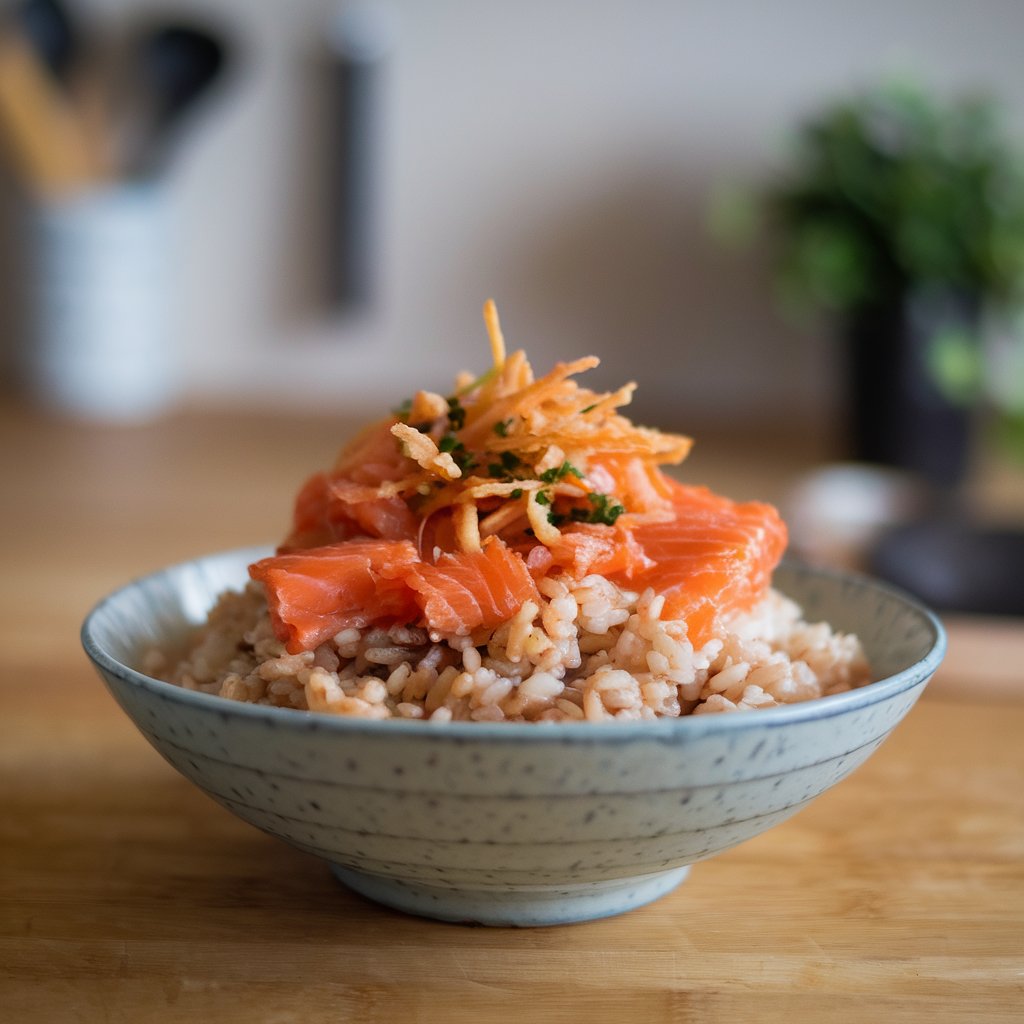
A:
732;82;1024;487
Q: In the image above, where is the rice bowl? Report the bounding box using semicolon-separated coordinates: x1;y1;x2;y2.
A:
82;302;946;923
83;551;945;926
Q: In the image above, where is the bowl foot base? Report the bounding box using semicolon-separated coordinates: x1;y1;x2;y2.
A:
329;863;691;926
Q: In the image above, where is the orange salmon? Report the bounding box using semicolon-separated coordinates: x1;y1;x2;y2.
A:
250;539;420;653
251;537;540;651
624;480;788;646
406;539;539;636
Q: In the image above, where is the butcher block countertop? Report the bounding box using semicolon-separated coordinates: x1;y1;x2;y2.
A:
1;405;1022;1023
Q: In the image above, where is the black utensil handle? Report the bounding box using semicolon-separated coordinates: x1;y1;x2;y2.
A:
326;6;393;311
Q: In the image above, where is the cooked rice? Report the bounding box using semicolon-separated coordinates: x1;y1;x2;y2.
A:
148;573;871;723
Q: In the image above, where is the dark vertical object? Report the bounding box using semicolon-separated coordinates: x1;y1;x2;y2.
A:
124;22;232;179
12;0;79;83
843;288;978;488
326;7;392;311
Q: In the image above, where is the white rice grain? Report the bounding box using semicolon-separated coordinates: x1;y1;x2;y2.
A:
157;578;872;724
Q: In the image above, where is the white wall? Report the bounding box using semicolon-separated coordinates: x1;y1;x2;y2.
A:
13;0;1024;428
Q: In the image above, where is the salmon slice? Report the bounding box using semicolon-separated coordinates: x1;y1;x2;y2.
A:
588;455;675;515
333;418;415;485
326;479;418;541
406;538;539;636
249;539;420;653
547;522;654;579
626;481;788;647
252;536;538;650
281;472;418;550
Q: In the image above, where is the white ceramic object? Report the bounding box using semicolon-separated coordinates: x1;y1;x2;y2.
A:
82;548;945;927
23;185;178;422
785;462;929;570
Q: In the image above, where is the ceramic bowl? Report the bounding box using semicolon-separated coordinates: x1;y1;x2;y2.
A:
82;547;945;927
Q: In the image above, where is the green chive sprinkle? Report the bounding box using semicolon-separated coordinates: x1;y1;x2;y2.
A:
539;460;583;483
446;396;466;431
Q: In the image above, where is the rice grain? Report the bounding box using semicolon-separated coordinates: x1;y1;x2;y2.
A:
156;577;871;723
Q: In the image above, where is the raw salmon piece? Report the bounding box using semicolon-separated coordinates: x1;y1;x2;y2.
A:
327;479;418;541
334;418;414;485
406;538;539;636
628;481;788;646
588;455;675;514
250;539;420;653
281;472;337;549
524;544;554;579
281;472;418;550
548;522;654;579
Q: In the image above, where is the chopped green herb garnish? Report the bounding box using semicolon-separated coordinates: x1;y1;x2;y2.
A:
510;488;523;499
493;418;512;437
446;396;466;431
580;403;597;414
548;511;567;526
534;490;552;506
539;460;583;484
586;492;626;525
568;494;624;525
487;450;522;479
436;433;477;472
393;397;412;418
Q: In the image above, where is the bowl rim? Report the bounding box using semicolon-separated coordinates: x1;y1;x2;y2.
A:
82;546;947;743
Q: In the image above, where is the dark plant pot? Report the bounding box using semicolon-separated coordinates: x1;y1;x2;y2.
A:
870;519;1024;616
842;289;980;488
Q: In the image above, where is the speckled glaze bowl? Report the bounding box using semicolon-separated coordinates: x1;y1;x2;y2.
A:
82;547;945;927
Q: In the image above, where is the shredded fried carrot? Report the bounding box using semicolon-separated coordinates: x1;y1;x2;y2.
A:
452;502;481;553
390;422;462;481
408;390;448;424
359;301;692;553
483;299;506;371
526;490;562;545
479;500;527;537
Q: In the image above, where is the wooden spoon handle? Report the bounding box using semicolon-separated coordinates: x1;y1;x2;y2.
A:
0;29;103;196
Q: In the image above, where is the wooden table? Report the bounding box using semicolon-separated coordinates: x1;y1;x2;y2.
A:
2;405;1022;1023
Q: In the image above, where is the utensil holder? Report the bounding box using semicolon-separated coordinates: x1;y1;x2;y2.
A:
22;183;177;421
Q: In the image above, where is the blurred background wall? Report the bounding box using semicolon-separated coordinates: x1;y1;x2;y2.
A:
3;0;1023;429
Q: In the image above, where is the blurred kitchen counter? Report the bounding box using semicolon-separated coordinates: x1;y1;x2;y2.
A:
1;403;1022;1023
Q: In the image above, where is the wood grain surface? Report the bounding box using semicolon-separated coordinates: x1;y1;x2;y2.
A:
1;405;1022;1023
